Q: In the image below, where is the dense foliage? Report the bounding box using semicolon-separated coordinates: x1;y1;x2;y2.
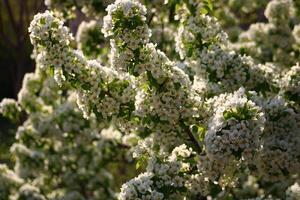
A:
1;0;300;199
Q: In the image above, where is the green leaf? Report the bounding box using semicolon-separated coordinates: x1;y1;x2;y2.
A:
82;83;92;90
174;82;181;90
136;155;148;170
146;71;160;90
141;82;150;91
49;65;55;76
199;0;214;15
118;101;135;119
190;124;199;134
205;0;213;11
190;124;206;142
40;17;46;25
223;104;257;121
200;7;209;14
209;181;222;197
51;22;58;29
93;106;103;120
137;127;152;138
198;126;206;142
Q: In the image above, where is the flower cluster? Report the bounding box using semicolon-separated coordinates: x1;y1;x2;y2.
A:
189;46;273;97
0;164;23;200
29;10;72;48
175;2;278;98
293;24;300;43
0;52;130;200
102;0;149;42
10;184;46;200
264;0;295;25
120;144;196;200
205;88;265;163
29;11;136;125
286;183;300;200
175;13;228;59
253;97;300;182
1;0;300;199
280;63;300;103
0;98;21;122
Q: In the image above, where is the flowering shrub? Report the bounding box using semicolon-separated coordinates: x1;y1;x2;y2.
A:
1;0;300;199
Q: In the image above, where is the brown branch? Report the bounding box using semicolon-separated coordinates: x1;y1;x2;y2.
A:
73;0;82;12
180;120;202;153
0;2;14;48
34;0;39;11
24;0;30;26
3;0;19;35
38;0;46;11
19;0;25;41
187;128;202;153
147;12;155;25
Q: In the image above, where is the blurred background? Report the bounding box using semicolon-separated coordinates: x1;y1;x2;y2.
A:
0;0;45;99
0;0;46;165
0;0;87;165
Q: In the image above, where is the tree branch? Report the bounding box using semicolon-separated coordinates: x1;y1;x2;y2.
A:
0;1;15;48
3;0;19;35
